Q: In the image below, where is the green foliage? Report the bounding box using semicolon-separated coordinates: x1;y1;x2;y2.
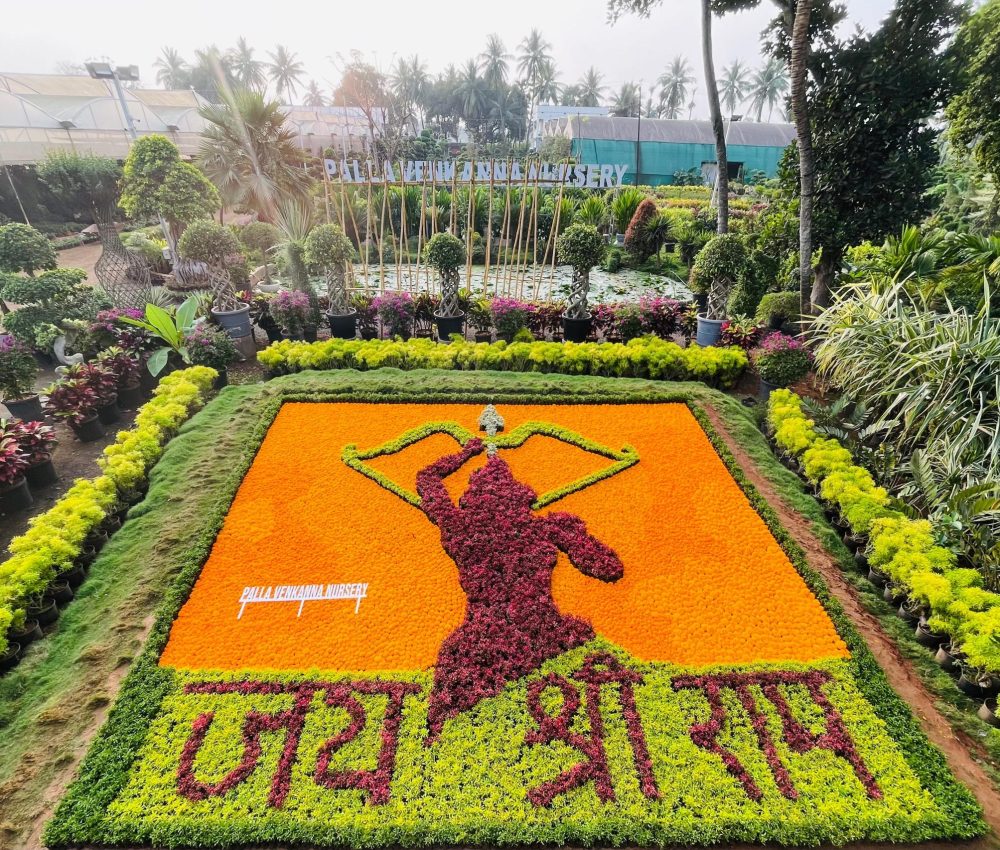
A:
177;220;239;265
303;224;354;270
623;199;660;262
0;338;38;400
121;231;169;273
423;232;466;272
36;151;122;215
556;224;604;273
0;223;56;275
119;135;181;221
609;186;645;235
258;335;747;388
239;221;281;259
755;292;800;325
0;267;101;348
575;195;608;229
0;366;215;656
120;297;199;375
156;161;219;229
690;234;749;320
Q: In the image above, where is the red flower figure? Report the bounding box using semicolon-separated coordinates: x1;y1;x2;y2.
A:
416;438;623;741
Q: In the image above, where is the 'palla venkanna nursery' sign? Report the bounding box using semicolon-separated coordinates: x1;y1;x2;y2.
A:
323;158;630;188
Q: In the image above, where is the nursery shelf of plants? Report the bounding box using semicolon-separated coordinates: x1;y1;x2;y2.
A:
47;387;983;847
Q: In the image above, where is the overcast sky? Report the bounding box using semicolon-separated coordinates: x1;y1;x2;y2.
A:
1;0;895;118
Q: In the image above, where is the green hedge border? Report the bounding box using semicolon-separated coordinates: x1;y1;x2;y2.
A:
44;370;984;846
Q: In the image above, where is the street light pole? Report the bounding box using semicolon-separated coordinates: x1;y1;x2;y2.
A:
86;61;178;263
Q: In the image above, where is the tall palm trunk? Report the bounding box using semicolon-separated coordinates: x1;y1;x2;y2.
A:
702;0;728;234
789;0;815;316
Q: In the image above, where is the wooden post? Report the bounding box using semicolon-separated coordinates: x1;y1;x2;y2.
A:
465;158;476;295
483;158;495;296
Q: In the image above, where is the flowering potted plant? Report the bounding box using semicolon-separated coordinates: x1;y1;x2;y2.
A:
412;292;436;338
491;298;532;342
96;347;143;409
0;336;42;421
373;292;415;339
304;224;357;339
10;419;58;487
352;293;378;340
424;233;466;340
185;323;238;387
45;378;104;441
468;298;493;342
557;224;606;342
720;316;764;351
64;362;120;425
250;293;282;344
269;290;312;340
0;432;31;513
750;332;813;400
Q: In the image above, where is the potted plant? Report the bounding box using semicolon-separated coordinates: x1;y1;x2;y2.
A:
689;234;748;346
719;316;764;351
0;336;42;421
11;419;57;487
468;298;494;342
491;298;532;342
45;378;104;442
352;293;378;340
185;323;238;388
556;224;605;342
177;220;252;339
750;332;813;401
269;290;312;340
424;233;467;340
65;362;120;425
120;296;199;377
305;224;357;339
412;292;436;338
755;291;801;333
373;292;415;340
97;347;143;409
0;431;31;512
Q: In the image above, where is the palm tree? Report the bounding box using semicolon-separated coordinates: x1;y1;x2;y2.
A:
189;46;236;103
701;0;728;234
718;60;749;117
748;58;789;121
517;28;553;131
788;0;815;314
535;59;560;105
267;45;305;104
198;89;313;219
576;67;605;108
229;37;266;91
610;81;641;117
480;34;510;87
457;59;489;139
390;55;429;125
303;80;327;107
657;56;695;119
154;47;188;89
489;85;528;141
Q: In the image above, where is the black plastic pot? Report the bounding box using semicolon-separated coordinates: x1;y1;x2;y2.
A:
883;585;906;606
435;312;466;341
757;377;779;402
102;514;122;534
978;698;1000;729
25;455;57;488
97;395;120;426
85;529;109;551
562;314;593;343
77;545;98;568
935;643;962;673
1;642;21;673
915;620;947;649
213;368;229;390
8;618;41;648
139;365;158;394
3;393;44;422
898;602;922;625
28;597;58;627
327;311;358;340
853;550;869;570
117;382;143;410
71;415;106;443
867;566;889;588
768;315;786;332
474;331;492;343
303;324;318;343
62;564;87;589
47;580;74;606
262;322;283;343
0;476;33;513
958;672;998;699
361;329;378;341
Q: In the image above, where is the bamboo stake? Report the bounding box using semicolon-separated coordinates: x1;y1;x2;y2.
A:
496;160;513;297
378;169;388;292
508;161;530;297
363;167;373;293
385;178;404;294
484;158;495;296
465;158;476;295
523;163;542;300
538;160;567;299
415;169;427;296
429;165;438;290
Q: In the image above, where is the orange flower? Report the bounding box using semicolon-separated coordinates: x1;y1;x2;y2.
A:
160;402;847;672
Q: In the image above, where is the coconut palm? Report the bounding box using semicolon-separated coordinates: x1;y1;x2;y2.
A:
303;80;327;107
267;45;305;104
198;89;313;219
748;58;789;121
457;60;490;139
657;56;695;119
610;81;641;118
517;28;553;131
189;46;237;103
229;37;266;91
535;60;560;105
480;34;510;87
489;85;528;141
576;67;605;108
390;55;429;125
718;60;749;117
154;47;188;89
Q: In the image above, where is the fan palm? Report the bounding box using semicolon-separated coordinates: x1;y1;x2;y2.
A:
480;34;510;87
267;45;305;104
657;56;695;119
718;60;749;117
154;47;188;89
229;37;266;91
576;67;605;108
748;58;789;121
198;89;313;219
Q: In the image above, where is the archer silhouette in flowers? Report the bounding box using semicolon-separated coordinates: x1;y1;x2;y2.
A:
415;423;624;740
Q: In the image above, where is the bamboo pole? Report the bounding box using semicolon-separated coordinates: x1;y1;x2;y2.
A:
538;160;567;300
465;158;476;295
429;165;438;290
385;178;404;294
415;169;427;295
523;163;542;300
483;158;495;296
507;161;530;297
378;170;388;292
496;160;513;297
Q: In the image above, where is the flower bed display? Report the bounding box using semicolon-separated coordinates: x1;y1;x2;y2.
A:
46;374;983;848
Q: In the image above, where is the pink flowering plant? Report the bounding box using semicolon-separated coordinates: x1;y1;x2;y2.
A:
491;298;534;339
184;324;238;370
269;290;312;337
373;292;415;338
751;332;813;387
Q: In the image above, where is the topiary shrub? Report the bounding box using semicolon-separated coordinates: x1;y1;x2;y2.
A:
240;221;281;263
0;223;57;276
424;233;466;318
623;198;658;261
557;224;605;320
305;224;356;315
0;267;103;348
755;291;801;328
689;233;749;320
177;220;240;266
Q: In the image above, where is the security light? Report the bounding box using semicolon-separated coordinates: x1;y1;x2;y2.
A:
115;65;140;82
85;61;114;79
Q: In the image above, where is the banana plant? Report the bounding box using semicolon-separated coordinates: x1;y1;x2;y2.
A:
120;296;199;376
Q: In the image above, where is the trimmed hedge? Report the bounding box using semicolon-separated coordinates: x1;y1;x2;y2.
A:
768;389;1000;676
0;366;217;655
257;336;748;388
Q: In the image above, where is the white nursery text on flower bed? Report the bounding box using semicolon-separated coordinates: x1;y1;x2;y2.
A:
238;583;369;618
